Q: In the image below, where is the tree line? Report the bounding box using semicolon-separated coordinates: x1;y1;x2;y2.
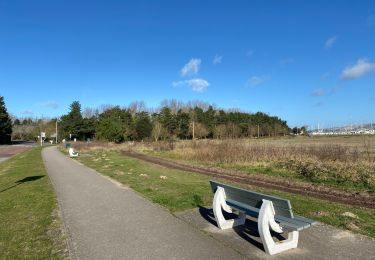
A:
0;96;12;144
56;100;290;142
7;99;291;143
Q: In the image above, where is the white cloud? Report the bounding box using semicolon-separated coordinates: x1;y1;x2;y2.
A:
22;109;34;115
172;81;184;87
247;75;268;87
340;58;375;80
311;88;325;96
213;55;222;65
187;79;210;92
42;100;59;109
325;35;337;49
172;78;209;92
181;58;201;77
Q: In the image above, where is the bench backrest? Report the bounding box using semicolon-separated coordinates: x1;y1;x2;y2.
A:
210;180;294;218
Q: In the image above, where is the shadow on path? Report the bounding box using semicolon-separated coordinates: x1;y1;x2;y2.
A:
0;175;45;193
198;206;286;251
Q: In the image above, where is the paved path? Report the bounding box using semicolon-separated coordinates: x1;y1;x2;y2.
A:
42;147;243;260
177;208;375;260
0;141;35;163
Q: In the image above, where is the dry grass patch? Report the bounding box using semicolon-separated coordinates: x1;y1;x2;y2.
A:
138;136;375;192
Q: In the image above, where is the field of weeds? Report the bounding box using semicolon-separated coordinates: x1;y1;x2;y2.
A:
140;136;375;192
68;135;375;193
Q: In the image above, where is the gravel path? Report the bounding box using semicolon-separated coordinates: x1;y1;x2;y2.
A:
42;147;243;260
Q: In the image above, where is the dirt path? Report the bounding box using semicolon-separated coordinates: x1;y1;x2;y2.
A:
121;150;375;209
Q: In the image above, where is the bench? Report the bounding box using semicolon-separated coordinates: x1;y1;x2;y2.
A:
210;180;317;255
68;147;79;158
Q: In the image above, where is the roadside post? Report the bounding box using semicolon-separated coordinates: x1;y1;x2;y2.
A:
41;132;46;146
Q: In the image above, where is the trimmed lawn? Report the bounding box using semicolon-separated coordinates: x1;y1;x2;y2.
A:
0;148;66;259
76;150;375;238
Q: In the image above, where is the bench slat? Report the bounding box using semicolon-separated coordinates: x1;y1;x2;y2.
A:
210;181;293;218
274;215;312;231
275;219;307;231
226;199;259;218
293;215;318;226
226;199;314;231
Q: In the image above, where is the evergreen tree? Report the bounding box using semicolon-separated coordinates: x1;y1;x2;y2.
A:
176;110;190;139
158;107;177;137
81;116;97;140
96;107;133;142
60;101;84;140
0;96;12;144
134;112;152;140
96;116;124;143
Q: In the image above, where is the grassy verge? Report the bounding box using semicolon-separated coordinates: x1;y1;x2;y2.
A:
76;149;375;238
0;148;66;259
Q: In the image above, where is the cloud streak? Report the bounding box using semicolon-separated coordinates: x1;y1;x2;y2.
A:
340;58;375;80
280;58;294;66
22;109;34;115
43;100;59;109
172;78;209;92
311;88;325;96
213;55;222;65
247;75;268;87
325;35;337;49
181;58;201;77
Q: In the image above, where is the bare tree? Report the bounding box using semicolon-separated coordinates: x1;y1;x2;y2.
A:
82;107;95;118
189;122;208;139
98;104;114;114
213;124;227;139
160;99;185;114
128;101;147;115
151;121;166;142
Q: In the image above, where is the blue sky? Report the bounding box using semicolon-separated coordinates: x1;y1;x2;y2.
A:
1;0;375;128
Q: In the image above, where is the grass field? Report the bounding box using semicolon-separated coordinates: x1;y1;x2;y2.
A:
0;148;66;259
134;135;375;193
75;148;375;238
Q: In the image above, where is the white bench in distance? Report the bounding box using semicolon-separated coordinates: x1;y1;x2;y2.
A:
210;180;317;255
68;147;79;158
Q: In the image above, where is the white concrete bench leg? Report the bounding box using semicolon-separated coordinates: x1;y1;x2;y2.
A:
68;148;79;158
212;186;246;229
258;199;299;255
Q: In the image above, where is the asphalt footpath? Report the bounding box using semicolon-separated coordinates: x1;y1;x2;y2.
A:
42;147;243;260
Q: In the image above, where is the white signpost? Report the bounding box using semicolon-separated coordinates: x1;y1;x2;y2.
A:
41;132;46;146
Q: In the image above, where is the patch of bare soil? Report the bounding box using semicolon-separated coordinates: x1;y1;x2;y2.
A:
121;150;375;209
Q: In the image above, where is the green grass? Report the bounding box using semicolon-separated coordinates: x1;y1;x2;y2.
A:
77;149;375;238
0;148;65;259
